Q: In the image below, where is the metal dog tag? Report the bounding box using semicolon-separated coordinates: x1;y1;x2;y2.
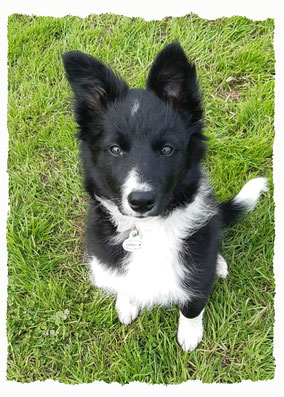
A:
122;227;142;252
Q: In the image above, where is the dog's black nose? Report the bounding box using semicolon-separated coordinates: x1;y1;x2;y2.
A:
128;191;155;213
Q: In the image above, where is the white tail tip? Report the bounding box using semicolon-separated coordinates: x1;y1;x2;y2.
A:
233;177;268;212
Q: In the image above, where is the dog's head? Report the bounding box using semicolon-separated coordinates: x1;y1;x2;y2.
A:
62;42;206;218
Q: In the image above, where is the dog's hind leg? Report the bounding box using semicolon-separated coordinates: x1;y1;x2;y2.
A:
216;253;228;279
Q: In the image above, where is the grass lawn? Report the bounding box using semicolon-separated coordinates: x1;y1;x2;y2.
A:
7;13;275;384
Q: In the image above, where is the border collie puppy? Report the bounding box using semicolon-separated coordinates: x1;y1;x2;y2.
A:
62;42;267;352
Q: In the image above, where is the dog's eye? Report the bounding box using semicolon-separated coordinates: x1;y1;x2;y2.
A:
161;145;173;156
110;145;123;156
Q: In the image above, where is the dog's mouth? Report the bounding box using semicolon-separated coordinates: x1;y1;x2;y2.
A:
119;207;158;219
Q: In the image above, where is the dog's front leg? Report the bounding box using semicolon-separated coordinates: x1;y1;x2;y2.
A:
115;293;140;325
177;299;205;352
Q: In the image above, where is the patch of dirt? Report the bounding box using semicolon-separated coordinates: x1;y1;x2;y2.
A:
215;87;241;102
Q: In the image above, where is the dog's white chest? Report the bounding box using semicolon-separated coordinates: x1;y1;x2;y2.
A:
90;219;189;308
90;188;217;309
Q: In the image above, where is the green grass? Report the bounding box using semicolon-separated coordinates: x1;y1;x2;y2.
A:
7;13;275;384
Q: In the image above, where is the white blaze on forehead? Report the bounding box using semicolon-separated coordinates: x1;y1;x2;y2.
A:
131;99;140;116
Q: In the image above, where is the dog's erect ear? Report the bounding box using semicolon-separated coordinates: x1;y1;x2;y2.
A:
62;51;128;132
146;42;202;123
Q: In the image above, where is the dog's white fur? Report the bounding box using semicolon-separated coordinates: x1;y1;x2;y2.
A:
130;99;140;117
177;310;204;352
121;168;152;217
216;254;228;279
233;177;268;211
115;293;140;325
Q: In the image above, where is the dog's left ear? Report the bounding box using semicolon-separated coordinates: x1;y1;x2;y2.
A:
62;51;128;139
146;42;202;123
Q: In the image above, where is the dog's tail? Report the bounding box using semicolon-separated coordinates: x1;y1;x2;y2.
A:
220;177;268;227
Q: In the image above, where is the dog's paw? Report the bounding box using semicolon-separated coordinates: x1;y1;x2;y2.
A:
177;311;204;352
216;253;228;279
115;294;140;325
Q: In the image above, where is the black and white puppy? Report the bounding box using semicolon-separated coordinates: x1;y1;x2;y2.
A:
62;42;267;352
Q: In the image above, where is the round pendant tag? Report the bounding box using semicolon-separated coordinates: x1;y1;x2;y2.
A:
122;229;142;252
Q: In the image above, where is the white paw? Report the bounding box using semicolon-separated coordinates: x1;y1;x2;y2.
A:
216;253;228;279
177;310;204;352
115;294;140;325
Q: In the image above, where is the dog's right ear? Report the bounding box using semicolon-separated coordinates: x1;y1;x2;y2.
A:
62;51;128;138
146;42;202;123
